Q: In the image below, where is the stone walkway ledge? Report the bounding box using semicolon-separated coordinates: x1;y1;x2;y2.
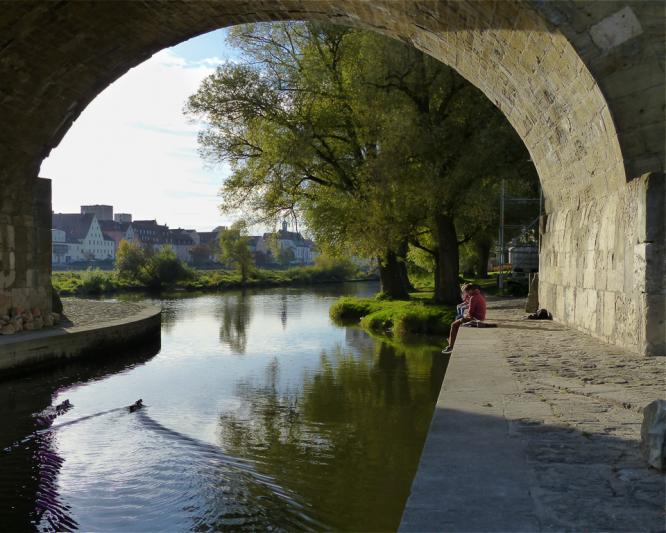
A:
0;299;161;376
401;298;665;533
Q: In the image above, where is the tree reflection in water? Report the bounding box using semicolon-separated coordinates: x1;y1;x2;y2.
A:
217;338;447;531
218;291;252;354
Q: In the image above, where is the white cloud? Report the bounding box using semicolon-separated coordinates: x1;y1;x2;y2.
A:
41;49;233;231
193;56;232;67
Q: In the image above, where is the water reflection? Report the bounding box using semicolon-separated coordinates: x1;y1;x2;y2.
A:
216;290;252;354
280;293;288;329
0;340;160;532
218;337;447;531
2;283;448;531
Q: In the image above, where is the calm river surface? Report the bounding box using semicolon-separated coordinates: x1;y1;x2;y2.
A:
1;282;448;532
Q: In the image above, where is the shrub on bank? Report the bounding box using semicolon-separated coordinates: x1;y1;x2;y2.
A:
79;268;113;295
53;261;372;297
140;247;192;289
330;297;455;339
329;297;380;323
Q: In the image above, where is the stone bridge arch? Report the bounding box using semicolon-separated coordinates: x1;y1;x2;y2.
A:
0;1;663;354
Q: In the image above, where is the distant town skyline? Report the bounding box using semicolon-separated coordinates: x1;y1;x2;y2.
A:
41;28;244;232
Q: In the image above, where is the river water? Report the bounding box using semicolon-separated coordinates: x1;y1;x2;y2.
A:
1;282;448;532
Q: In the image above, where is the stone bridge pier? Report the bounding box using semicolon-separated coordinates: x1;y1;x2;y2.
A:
0;1;663;354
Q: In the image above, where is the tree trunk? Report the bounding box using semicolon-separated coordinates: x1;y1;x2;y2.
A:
433;213;460;305
474;239;491;278
396;239;415;292
433;256;441;299
378;250;410;300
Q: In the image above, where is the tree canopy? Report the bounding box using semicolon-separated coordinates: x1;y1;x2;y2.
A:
218;220;254;282
186;22;539;302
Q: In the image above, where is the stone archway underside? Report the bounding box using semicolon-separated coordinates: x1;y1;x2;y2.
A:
0;1;663;354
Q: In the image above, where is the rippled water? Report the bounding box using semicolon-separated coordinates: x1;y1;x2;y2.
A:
1;282;448;531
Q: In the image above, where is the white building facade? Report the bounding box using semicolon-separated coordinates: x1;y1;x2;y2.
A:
52;213;116;264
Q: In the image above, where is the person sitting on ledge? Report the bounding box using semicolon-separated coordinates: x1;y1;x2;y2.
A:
442;284;487;354
455;283;472;319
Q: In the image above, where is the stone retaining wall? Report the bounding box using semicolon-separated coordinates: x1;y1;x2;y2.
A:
540;172;665;355
0;305;161;375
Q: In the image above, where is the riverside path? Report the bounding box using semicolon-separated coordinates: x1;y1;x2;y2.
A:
401;297;665;532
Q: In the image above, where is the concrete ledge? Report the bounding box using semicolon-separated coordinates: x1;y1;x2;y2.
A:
0;304;161;376
400;328;538;532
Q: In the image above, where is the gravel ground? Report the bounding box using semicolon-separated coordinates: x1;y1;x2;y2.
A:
61;298;149;327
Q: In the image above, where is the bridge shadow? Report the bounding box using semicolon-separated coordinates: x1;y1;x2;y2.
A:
402;407;665;532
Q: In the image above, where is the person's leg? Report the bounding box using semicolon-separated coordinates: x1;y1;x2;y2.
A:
445;317;472;352
448;319;462;348
443;318;462;351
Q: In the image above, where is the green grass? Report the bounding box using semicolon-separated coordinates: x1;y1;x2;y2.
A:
53;265;372;296
52;270;142;296
330;295;455;339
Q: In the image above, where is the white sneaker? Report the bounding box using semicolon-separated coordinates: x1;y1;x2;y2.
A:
441;345;453;354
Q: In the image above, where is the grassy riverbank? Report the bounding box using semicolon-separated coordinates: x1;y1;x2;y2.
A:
330;294;455;339
53;265;374;297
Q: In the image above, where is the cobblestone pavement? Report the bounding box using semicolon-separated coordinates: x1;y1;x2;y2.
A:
489;298;665;532
62;298;148;328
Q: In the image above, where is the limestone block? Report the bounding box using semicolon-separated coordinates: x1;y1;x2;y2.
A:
602;291;616;338
606;265;623;293
563;286;576;323
643;293;666;356
641;400;666;471
614;293;639;348
589;6;643;51
593;252;608;290
585;289;598;332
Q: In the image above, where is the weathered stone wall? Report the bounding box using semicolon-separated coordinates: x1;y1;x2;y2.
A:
0;178;52;317
0;1;663;352
540;173;665;355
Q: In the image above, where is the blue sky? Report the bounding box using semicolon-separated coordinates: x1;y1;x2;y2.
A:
171;29;241;63
41;28;246;232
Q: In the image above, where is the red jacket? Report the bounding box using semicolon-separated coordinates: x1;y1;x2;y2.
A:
465;291;487;321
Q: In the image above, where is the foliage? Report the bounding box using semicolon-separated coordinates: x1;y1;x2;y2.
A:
313;254;357;280
52;270;139;296
53;261;366;297
115;240;146;280
189;244;211;266
78;268;113;295
141;246;192;289
55;243;192;295
218;221;254;282
278;246;295;266
329;296;455;339
459;241;479;277
186;22;539;303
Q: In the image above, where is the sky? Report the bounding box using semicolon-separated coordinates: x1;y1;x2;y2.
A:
41;29;245;232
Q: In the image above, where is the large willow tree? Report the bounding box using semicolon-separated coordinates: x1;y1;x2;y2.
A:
186;22;537;302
